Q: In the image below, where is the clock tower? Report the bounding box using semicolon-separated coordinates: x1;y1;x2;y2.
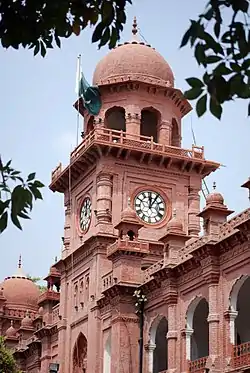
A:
50;18;220;373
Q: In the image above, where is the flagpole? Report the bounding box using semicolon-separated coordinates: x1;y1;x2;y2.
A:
76;54;81;146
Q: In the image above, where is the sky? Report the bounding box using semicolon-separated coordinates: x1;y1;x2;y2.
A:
0;0;249;281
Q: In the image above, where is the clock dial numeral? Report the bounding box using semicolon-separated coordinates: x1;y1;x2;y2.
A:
134;190;166;224
79;197;92;232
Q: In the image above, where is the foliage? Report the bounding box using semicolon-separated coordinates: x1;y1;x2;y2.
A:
0;0;131;56
27;274;47;293
181;0;250;119
0;157;44;234
0;336;20;373
133;289;147;314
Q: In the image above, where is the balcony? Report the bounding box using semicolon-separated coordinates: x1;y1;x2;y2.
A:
232;342;250;369
38;290;60;305
107;238;149;258
50;128;220;193
52;304;60;324
188;357;208;373
102;271;115;292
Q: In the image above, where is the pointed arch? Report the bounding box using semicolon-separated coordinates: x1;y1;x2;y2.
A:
140;107;161;142
105;106;126;131
229;275;250;345
186;296;209;361
73;333;87;373
149;314;168;373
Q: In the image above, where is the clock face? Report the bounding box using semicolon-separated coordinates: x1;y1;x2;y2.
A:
134;190;166;224
79;197;92;232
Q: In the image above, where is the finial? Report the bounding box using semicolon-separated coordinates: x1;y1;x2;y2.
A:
55;256;57;263
213;182;216;190
18;255;22;268
173;208;177;218
132;17;138;35
10;320;13;327
128;197;131;207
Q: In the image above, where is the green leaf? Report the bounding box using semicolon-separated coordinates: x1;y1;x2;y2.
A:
248;102;250;116
184;87;203;100
180;27;191;48
92;22;105;43
0;212;8;233
214;62;232;76
0;200;10;215
210;98;222;120
99;27;110;48
27;172;36;181
186;77;204;88
206;55;222;64
34;42;40;56
194;44;206;66
196;94;207;117
54;33;61;48
109;26;118;49
30;185;43;200
33;180;45;188
11;212;22;230
40;41;46;57
214;22;221;38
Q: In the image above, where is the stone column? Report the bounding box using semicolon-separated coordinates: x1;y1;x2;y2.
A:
188;188;200;237
185;328;194;361
224;310;238;358
96;172;113;223
167;304;178;371
207;284;220;357
125;112;141;138
157;119;172;145
145;343;156;373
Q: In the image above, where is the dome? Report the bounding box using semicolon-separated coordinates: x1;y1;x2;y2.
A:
121;198;138;222
206;192;224;205
167;210;183;233
6;321;16;338
93;20;174;88
2;259;40;308
21;312;33;328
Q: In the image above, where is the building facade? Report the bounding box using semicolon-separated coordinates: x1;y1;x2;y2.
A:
1;19;250;373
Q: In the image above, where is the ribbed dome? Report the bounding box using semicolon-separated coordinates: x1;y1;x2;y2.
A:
93;41;174;88
167;210;183;233
6;321;16;338
21;312;33;328
2;260;40;308
121;205;137;221
206;192;224;205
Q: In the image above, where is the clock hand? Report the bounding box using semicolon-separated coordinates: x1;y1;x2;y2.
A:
151;195;158;208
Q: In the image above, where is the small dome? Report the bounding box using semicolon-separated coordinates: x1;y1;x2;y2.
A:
21;312;33;328
93;41;174;88
206;192;224;205
6;321;16;338
121;198;138;222
38;306;44;316
167;210;183;233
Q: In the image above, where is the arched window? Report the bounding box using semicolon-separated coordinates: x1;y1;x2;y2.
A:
105;107;126;131
171;118;180;147
140;108;159;142
149;315;168;373
73;333;87;373
230;275;250;345
103;333;111;373
186;297;209;361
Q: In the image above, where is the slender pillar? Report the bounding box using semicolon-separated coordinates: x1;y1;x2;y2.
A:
188;188;200;236
145;343;156;373
207;284;220;357
126;112;141;137
185;328;194;361
96;172;113;223
157;119;172;145
167;304;178;371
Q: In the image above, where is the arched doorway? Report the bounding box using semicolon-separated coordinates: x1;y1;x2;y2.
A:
230;275;250;345
186;297;209;361
149;315;168;373
140;108;160;142
103;333;111;373
105;107;126;131
73;333;87;373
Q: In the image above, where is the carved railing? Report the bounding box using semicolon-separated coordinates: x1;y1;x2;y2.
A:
51;128;205;181
107;238;149;257
232;342;250;368
143;259;164;283
102;271;115;291
38;290;60;304
52;304;60;324
188;357;208;373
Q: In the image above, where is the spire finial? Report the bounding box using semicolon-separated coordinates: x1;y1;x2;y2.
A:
213;182;216;190
132;16;138;36
10;320;13;327
55;256;57;263
173;208;177;218
128;197;131;207
18;255;22;268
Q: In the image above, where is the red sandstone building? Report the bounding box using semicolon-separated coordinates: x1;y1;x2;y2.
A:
1;20;250;373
